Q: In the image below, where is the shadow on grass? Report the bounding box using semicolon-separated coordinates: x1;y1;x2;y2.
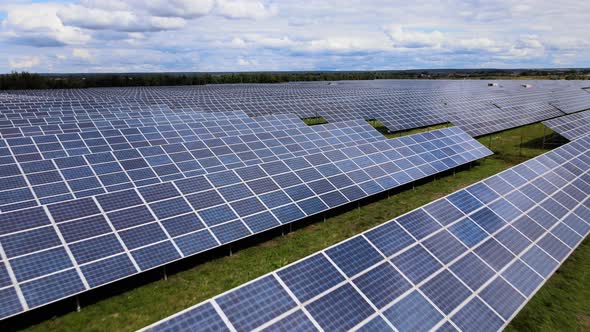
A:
521;132;568;150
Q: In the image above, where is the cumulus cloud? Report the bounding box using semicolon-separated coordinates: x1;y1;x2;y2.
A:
34;0;270;35
226;34;391;54
1;3;90;46
385;26;445;49
9;56;41;69
237;57;257;66
0;0;588;72
58;5;186;32
142;0;215;19
74;0;214;19
382;25;545;61
303;37;391;54
495;36;545;60
241;35;295;49
216;0;278;19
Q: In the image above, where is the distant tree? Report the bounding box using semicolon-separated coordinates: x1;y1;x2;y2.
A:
0;69;587;90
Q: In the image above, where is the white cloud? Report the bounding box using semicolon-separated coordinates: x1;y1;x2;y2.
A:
496;36;545;60
216;0;278;19
237;57;257;66
227;34;392;54
303;37;392;53
72;48;92;60
385;25;445;49
126;32;144;39
58;5;186;32
143;0;215;19
382;24;544;61
245;35;295;48
9;55;41;69
0;0;589;72
75;0;214;18
230;37;247;47
1;3;90;46
78;0;130;11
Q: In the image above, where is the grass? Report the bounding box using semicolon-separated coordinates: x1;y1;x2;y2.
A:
371;120;452;137
301;116;328;126
476;123;567;163
6;123;587;332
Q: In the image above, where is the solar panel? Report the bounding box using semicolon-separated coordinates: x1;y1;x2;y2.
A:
444;101;564;137
0;111;250;138
140;134;590;332
373;103;446;133
548;89;590;114
0;120;383;211
543;110;590;141
0;127;491;319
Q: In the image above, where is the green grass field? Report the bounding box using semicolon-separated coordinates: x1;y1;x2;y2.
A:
10;122;588;332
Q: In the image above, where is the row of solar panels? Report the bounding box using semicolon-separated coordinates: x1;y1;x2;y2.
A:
0;117;380;211
142;133;590;332
0;97;564;139
0;115;491;319
3;83;590;137
544;110;590;141
0;111;253;134
0;105;243;128
3;79;586;100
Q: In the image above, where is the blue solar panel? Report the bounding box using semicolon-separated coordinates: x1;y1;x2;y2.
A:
353;262;411;309
142;133;590;331
216;276;296;331
306;284;374;331
326;236;383;277
0;119;385;211
451;297;504;332
420;270;471;315
392;245;442;284
383;291;443;332
260;310;318;332
479;277;526;320
396;209;442;240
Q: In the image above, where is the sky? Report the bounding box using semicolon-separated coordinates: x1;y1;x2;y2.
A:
0;0;589;73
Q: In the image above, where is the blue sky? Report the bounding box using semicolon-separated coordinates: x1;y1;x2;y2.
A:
0;0;588;73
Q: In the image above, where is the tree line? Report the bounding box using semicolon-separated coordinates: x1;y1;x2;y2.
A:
0;70;588;90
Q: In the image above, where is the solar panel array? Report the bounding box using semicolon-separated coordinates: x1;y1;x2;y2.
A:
0;114;317;211
0;110;251;138
3;80;590;136
1;79;589;324
142;133;590;332
548;89;590;114
444;101;563;137
0;123;491;318
543;110;590;141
